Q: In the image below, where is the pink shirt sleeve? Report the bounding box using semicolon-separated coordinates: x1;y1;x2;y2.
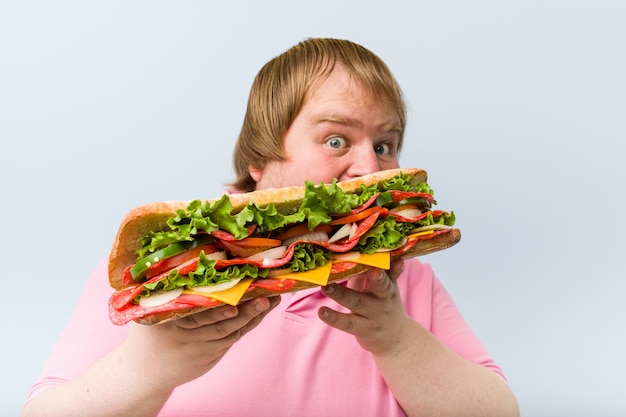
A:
26;257;130;401
399;259;506;379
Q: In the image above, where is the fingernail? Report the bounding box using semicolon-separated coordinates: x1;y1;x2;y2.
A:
323;285;334;294
224;306;238;318
255;298;270;312
370;268;383;281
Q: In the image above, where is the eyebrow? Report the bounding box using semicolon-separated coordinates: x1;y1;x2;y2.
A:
315;115;402;133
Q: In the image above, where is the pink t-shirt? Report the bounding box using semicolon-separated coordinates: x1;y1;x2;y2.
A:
27;256;504;416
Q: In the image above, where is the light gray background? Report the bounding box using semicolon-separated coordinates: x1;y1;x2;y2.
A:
2;1;625;416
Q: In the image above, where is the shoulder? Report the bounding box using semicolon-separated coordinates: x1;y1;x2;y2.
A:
397;258;461;326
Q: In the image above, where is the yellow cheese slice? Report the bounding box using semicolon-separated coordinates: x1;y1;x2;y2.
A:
273;261;333;286
333;252;390;269
184;278;253;306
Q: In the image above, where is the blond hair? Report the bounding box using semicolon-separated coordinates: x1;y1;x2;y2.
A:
231;38;406;192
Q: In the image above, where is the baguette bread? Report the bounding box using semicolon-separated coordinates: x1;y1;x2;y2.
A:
108;168;461;325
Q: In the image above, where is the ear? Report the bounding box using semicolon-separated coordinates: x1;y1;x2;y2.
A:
248;165;263;183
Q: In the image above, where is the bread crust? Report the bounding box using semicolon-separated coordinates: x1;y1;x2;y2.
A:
107;168;460;325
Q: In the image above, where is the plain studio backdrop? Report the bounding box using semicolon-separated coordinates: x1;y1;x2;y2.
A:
1;1;624;416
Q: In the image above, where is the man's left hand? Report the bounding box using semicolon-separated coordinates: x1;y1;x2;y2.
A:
319;259;412;354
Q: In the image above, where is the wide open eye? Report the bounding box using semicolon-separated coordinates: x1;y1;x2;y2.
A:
326;136;347;149
374;143;391;155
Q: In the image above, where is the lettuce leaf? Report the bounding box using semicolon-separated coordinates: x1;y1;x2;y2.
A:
288;243;332;272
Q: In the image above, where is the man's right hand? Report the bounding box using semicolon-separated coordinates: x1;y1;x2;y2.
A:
123;295;281;389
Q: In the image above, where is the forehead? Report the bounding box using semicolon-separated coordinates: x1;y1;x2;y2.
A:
301;66;400;127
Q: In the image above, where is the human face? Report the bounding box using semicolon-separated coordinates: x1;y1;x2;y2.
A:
249;65;402;190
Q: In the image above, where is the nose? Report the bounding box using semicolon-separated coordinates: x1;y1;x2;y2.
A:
344;146;382;179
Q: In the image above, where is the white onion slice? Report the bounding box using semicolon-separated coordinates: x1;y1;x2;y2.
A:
204;250;228;260
409;224;451;234
349;222;358;240
328;223;352;243
245;245;288;263
392;208;422;218
283;231;329;247
139;288;184;308
193;278;243;294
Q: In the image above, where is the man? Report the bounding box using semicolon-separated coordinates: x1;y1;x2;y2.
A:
23;38;519;417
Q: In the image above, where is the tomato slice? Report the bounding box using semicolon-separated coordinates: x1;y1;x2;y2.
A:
144;245;218;279
229;237;282;248
273;223;332;242
220;237;282;258
131;236;214;280
389;190;433;205
328;206;382;225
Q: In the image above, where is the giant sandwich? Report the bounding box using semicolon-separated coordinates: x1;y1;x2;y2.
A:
108;168;460;325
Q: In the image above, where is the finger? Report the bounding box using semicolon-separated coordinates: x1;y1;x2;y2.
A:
345;272;370;292
229;296;281;329
363;268;397;299
176;296;281;330
388;258;405;281
343;268;393;300
207;296;281;344
346;259;405;293
362;258;405;298
228;297;281;339
322;283;366;313
175;304;240;329
318;306;360;335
